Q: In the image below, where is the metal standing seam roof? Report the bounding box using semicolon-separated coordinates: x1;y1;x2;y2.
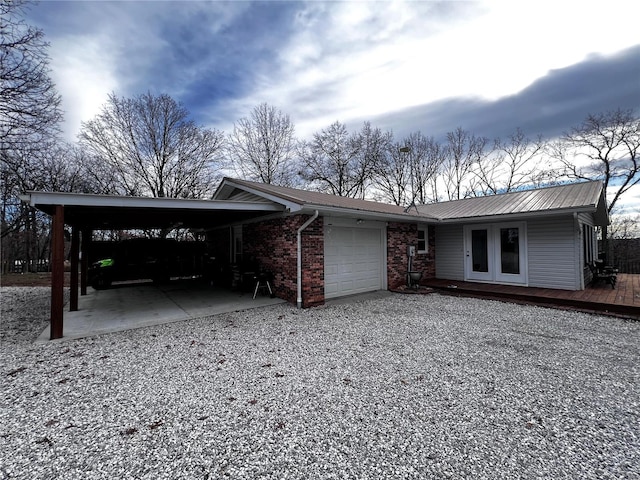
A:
416;181;606;221
219;178;608;224
216;177;435;220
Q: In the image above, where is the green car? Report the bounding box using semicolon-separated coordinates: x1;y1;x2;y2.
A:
88;238;204;290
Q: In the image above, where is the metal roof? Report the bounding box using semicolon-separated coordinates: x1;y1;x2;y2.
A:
215;178;432;221
416;181;608;224
22;180;609;230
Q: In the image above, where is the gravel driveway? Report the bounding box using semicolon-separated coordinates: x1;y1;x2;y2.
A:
1;287;639;479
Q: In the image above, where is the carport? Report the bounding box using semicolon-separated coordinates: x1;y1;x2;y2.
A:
20;191;285;340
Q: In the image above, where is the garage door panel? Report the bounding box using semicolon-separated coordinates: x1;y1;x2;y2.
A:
341;245;354;256
325;264;338;276
354;262;368;273
325;282;339;296
324;226;383;299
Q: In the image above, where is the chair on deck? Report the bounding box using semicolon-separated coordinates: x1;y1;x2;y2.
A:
588;262;617;289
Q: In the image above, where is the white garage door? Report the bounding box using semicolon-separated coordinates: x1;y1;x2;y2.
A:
324;226;384;299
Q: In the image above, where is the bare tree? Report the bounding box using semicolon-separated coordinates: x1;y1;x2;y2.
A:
227;103;298;186
0;0;62;151
298;121;375;198
403;132;445;205
1;141;85;271
371;139;410;206
610;212;640;241
609;212;640;272
0;0;64;272
79;92;224;198
472;128;547;195
372;132;446;207
357;122;391;197
553;109;640;256
440;127;488;200
559;109;639;214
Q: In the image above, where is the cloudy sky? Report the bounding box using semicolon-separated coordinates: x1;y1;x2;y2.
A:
26;0;640;211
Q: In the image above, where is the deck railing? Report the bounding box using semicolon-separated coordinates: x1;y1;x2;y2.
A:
612;261;640;274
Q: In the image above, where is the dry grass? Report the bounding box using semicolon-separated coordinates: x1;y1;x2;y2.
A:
0;272;71;287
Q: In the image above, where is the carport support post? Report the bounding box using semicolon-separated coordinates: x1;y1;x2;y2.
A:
80;229;90;296
50;205;65;339
69;227;79;311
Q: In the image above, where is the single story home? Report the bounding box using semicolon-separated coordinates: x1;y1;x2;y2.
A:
21;178;608;337
210;178;609;307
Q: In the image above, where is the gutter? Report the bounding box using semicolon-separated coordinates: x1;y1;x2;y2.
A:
297;210;319;308
301;203;434;223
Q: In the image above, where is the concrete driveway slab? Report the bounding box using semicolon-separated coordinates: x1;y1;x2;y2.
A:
36;280;285;341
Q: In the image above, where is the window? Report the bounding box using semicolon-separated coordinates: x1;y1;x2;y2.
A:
583;224;596;264
231;225;243;264
417;226;428;253
500;227;520;274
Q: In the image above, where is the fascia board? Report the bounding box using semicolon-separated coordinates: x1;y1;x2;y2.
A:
22;191;283;212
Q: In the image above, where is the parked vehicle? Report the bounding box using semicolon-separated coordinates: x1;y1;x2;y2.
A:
88;238;206;289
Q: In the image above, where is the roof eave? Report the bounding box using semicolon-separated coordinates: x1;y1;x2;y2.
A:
213;178;302;212
437;205;605;224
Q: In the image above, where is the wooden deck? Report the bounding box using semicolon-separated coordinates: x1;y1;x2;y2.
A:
422;274;640;320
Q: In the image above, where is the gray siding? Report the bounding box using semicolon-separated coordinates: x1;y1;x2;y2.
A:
228;190;272;203
527;216;579;290
577;212;594;226
435;224;464;281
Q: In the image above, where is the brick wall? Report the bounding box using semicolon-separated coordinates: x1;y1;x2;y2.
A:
387;222;436;289
208;217;436;305
244;215;324;308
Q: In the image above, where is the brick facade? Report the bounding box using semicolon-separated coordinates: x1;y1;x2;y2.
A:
209;216;435;307
386;222;436;289
243;215;324;308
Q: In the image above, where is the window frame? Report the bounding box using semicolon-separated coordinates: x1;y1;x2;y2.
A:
417;226;428;254
583;224;596;265
231;225;243;265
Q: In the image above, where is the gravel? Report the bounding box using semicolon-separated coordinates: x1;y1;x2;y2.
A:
1;286;639;479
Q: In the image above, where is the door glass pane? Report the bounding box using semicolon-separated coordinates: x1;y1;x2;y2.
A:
500;227;520;274
471;229;488;272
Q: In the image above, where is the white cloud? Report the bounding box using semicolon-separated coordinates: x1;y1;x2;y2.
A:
610;183;640;215
49;34;119;140
230;0;640;138
36;0;640;217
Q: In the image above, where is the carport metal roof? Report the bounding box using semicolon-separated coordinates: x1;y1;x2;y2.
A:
20;191;285;230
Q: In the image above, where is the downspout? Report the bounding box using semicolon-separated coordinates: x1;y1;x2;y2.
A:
574;212;584;290
297;210;319;309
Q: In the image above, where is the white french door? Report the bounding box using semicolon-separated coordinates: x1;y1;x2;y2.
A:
464;222;527;285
